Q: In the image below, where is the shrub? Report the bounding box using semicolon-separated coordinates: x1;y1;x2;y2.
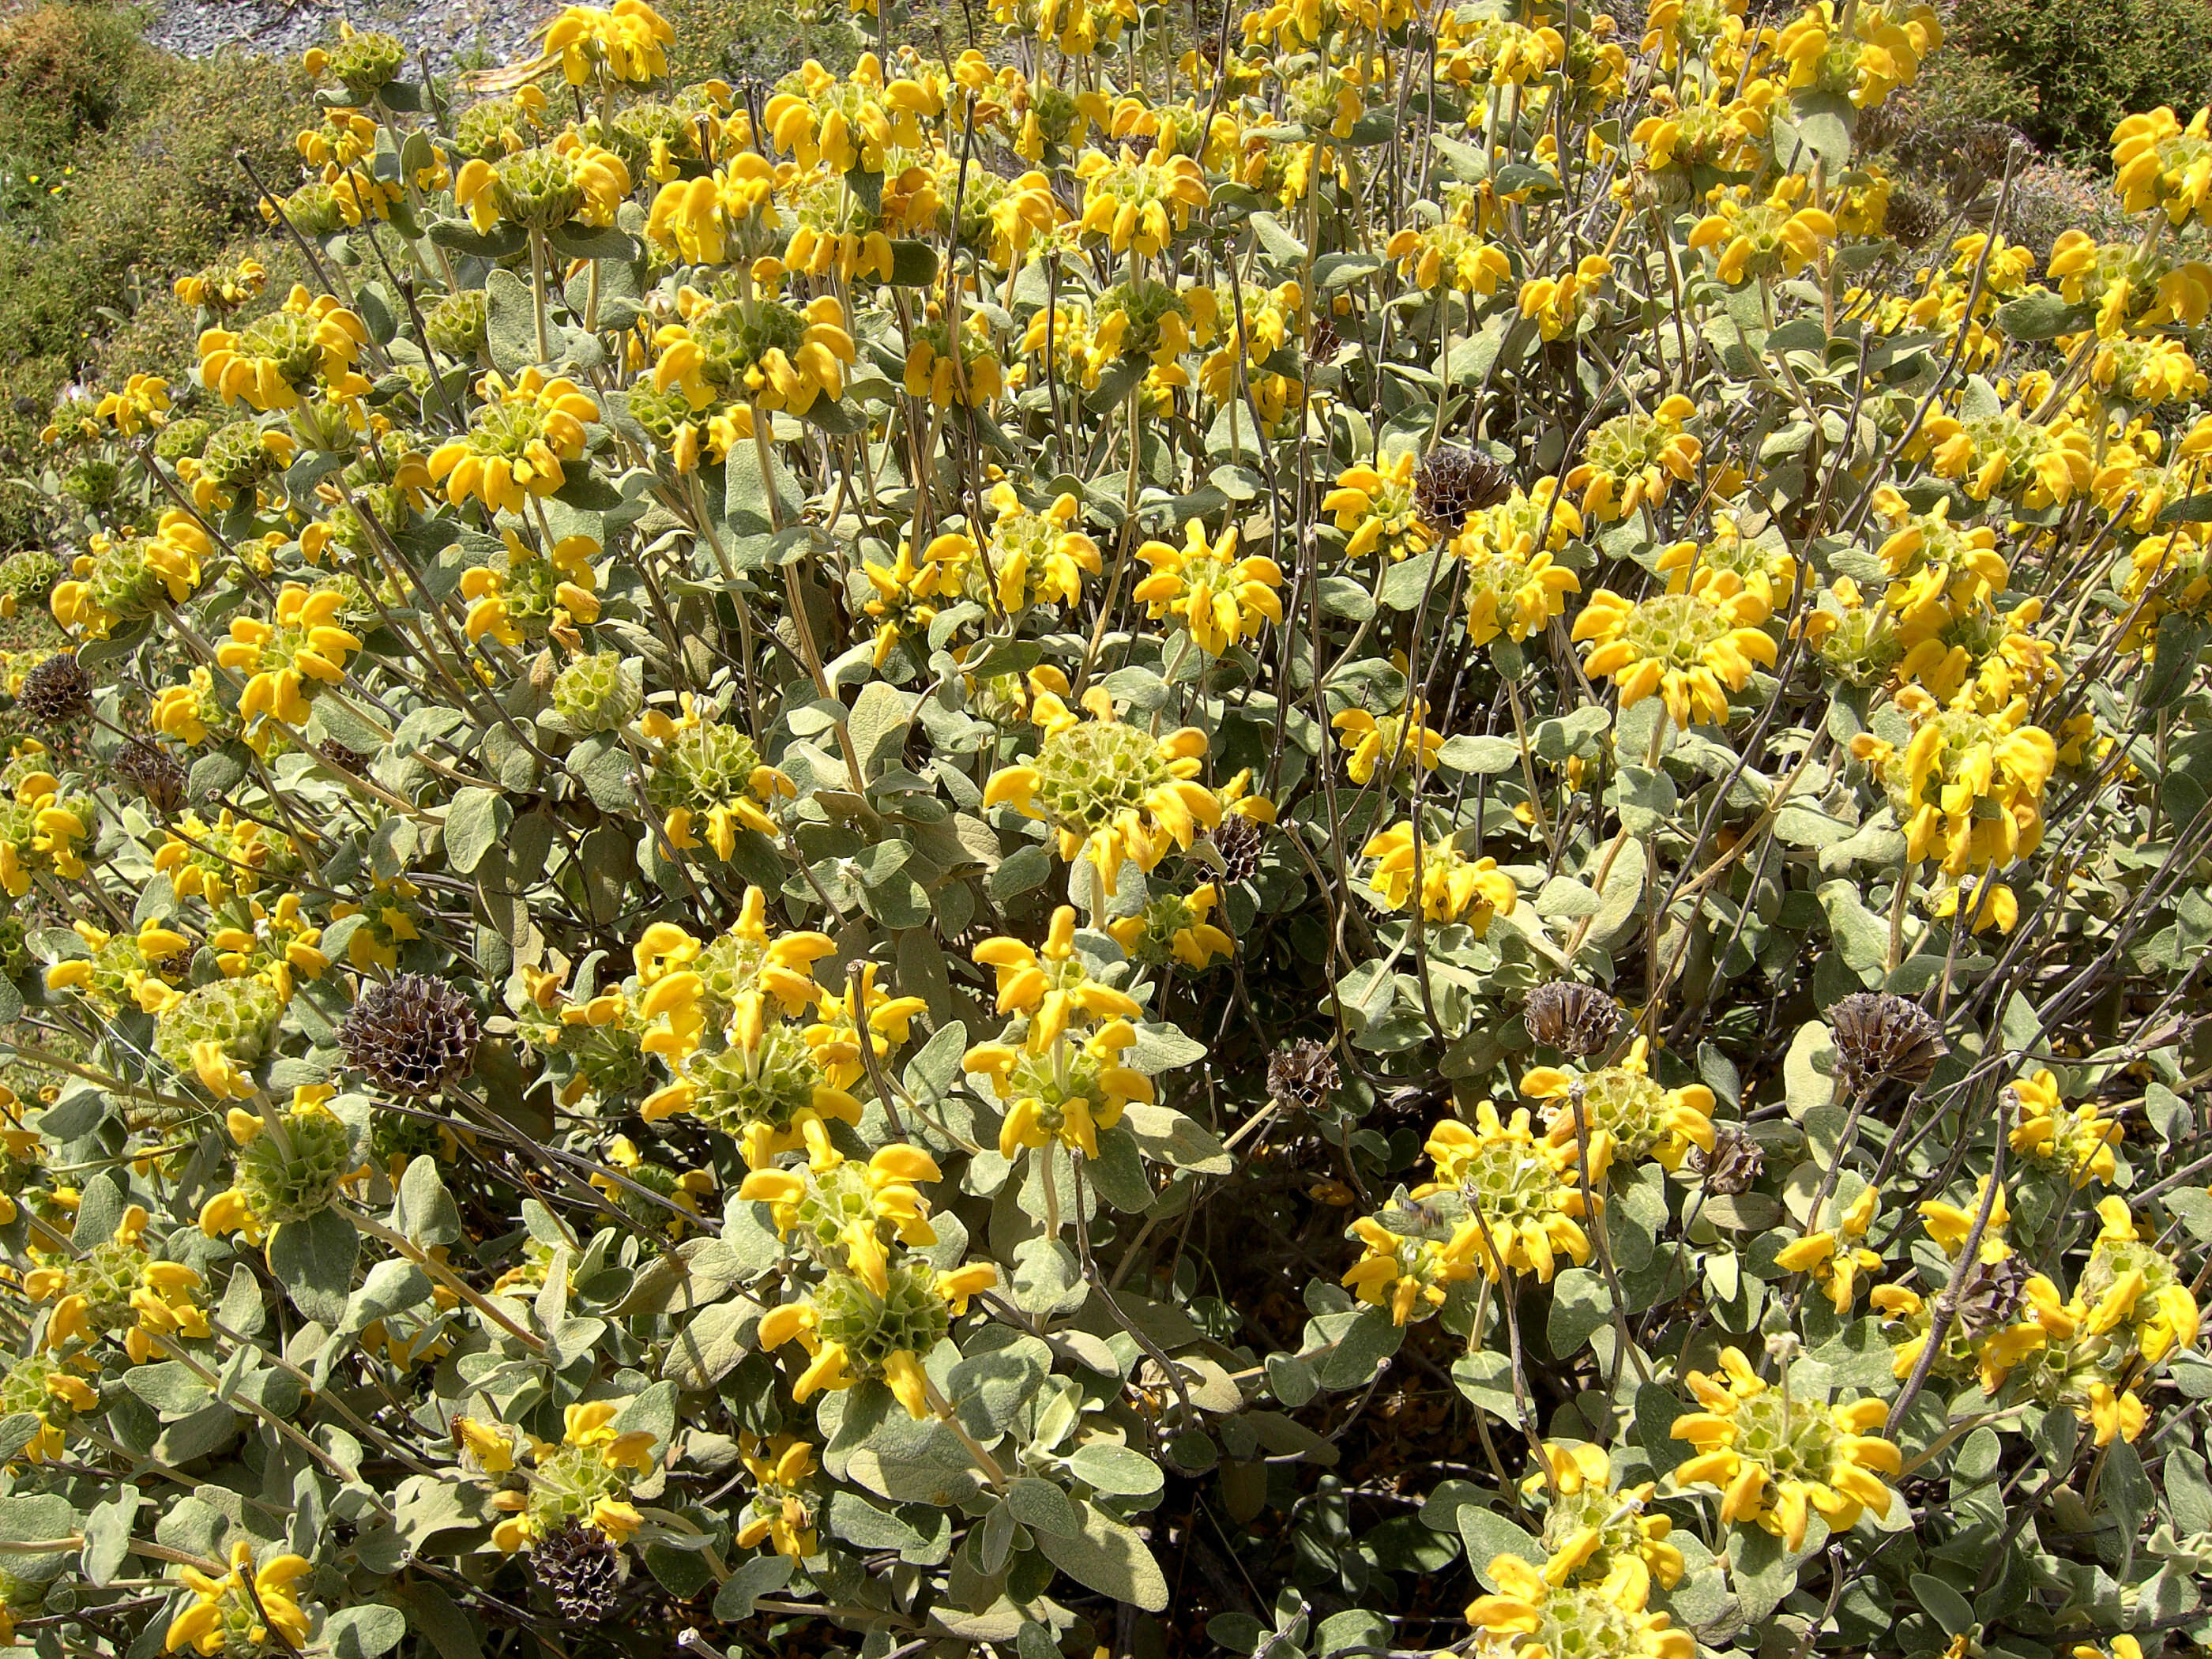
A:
660;0;863;83
4;5;2212;1659
1924;0;2212;163
0;3;157;164
0;46;307;547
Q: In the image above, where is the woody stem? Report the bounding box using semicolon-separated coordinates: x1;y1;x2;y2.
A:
350;1208;547;1354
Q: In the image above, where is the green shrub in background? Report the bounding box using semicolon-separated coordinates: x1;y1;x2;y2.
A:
0;2;151;164
1928;0;2212;164
0;6;305;561
659;0;862;85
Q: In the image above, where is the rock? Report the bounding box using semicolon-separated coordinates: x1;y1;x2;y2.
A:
144;0;561;78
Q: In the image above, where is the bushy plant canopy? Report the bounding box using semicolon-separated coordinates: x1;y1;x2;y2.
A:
0;2;2209;1657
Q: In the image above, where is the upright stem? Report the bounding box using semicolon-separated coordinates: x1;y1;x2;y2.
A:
529;230;552;365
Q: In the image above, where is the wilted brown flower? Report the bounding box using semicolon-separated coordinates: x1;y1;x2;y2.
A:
1213;813;1264;884
1523;981;1623;1059
532;1522;624;1623
341;973;482;1098
17;653;92;725
1826;992;1945;1095
1416;445;1513;532
114;738;187;815
1689;1124;1765;1195
1269;1038;1340;1113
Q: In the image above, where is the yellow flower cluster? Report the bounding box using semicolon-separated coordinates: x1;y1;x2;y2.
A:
984;687;1220;891
1852;690;2057;875
1574;566;1778;729
1670;1346;1902;1549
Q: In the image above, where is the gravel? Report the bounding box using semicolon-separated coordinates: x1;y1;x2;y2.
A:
145;0;561;77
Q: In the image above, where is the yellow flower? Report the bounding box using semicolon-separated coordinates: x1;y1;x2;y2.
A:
1687;176;1837;285
296;108;378;169
326;876;424;970
1132;518;1284;655
1449;15;1567;87
22;1203;210;1364
215;583;363;734
1332;696;1445;786
2045;230;2212;340
1774;1186;1883;1312
980;483;1100;610
1566;396;1700;521
761;55;942;172
652;288;856;417
1574;566;1778;728
2112;105;2212;227
95;373;170;435
197;1093;360;1250
1520;1036;1716;1176
641;694;796;860
1773;1;1939;110
482;1395;664;1552
0;1353;98;1463
1108;882;1236;969
1518;1441;1684;1597
590;1134;717;1235
539;1;675;86
2090;334;2207;406
0;768;93;892
1360;821;1518;931
782;165;908;281
983;687;1219;891
1919;406;2093;510
151;809;281;905
163;1543;313;1656
456;1414;520;1473
1074;145;1208;256
429;367;597;515
2007;1068;2120;1187
1880;1185;2191;1435
1656;517;1798;613
1322;451;1430;562
972;907;1141;1048
2082;1198;2200;1364
461;528;601;647
1670;1347;1900;1549
861;534;969;666
739;1142;942;1262
452;133;631;234
2081;1381;2147;1448
902;310;1005;409
1631;85;1770;176
1341;1213;1482;1324
803;960;928;1090
969;1021;1152;1161
174;256;269;314
1416;1101;1594;1282
760;1256;988;1419
1453;482;1584;645
735;1431;821;1557
1467;1552;1693;1659
1386;220;1511;295
1519;254;1614;340
645;154;775;264
1851;691;2056;875
198;284;369;412
1868;487;2009;672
